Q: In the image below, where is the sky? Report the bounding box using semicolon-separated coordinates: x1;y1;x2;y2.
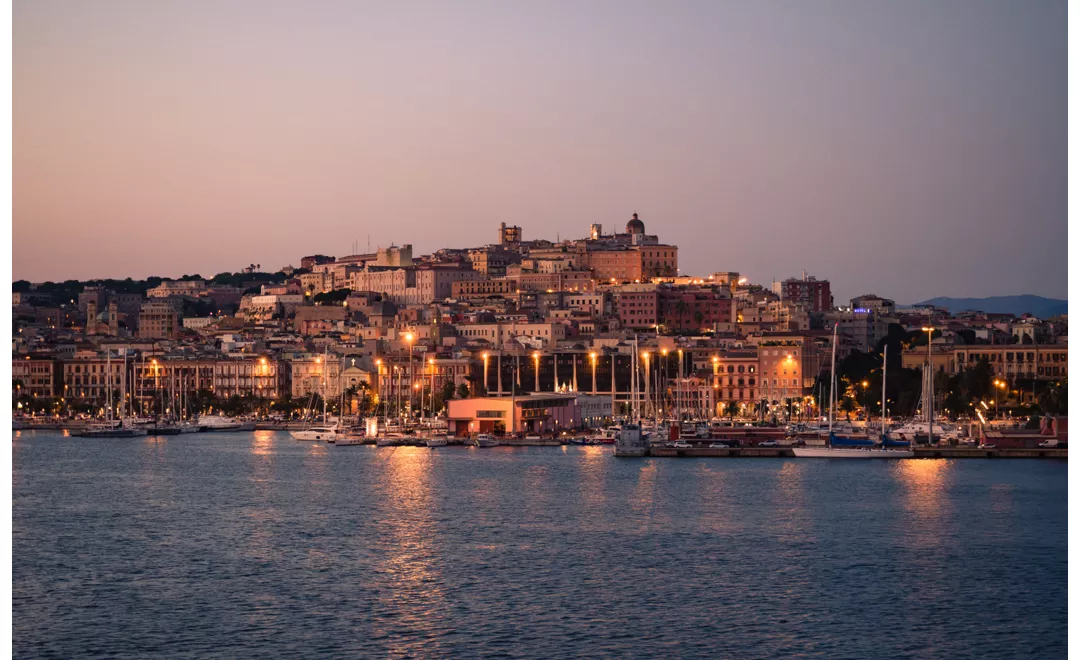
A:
13;0;1067;303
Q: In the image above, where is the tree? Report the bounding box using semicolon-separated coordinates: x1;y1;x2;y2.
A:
1038;380;1067;414
441;381;456;403
456;383;471;399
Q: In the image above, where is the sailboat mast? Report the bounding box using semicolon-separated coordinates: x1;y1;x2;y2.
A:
828;324;836;436
881;344;888;440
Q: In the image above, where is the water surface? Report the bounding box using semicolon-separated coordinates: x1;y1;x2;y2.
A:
13;431;1067;658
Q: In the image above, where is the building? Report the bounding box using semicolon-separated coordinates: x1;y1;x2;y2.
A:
455;322;567;348
658;287;733;332
446;393;581;435
300;255;335;270
137;302;179;339
851;294;896;317
781;274;832;312
13;355;61;398
146;280;206;299
710;351;760;412
497;222;522;245
616;285;659;330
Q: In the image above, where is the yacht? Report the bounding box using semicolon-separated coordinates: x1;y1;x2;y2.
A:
335;434;366;446
426;436;449;448
291;426;341;442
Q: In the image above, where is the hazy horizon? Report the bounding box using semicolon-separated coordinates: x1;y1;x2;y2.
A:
14;0;1067;304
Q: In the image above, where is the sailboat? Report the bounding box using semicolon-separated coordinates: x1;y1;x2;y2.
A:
291;349;342;442
793;326;911;458
76;348;147;437
614;339;649;457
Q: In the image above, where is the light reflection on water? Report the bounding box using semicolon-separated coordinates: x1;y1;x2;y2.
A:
11;431;1068;659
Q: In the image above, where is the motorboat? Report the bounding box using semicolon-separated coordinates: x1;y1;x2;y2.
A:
426;436;449;448
198;415;245;432
475;433;500;448
291;426;341;442
335;435;365;446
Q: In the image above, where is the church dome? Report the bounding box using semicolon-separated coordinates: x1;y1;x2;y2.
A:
626;212;645;234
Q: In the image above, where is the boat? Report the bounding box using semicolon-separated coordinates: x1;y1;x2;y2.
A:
590;426;620;444
613;423;649;457
426;436;449;448
75;421;148;438
376;433;406;447
793;324;912;459
147;424;182;435
475;433;499;448
198;415;245;432
291;349;342;442
613;340;650;457
293;426;342;442
73;348;148;438
335;434;366;446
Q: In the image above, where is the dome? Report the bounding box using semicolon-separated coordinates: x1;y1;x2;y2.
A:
626;212;645;234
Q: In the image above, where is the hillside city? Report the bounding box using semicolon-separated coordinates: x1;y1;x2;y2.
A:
12;214;1069;435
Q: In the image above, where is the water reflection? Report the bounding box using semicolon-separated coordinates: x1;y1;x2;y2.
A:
371;447;450;656
771;461;813;543
894;459;953;538
629;461;659;534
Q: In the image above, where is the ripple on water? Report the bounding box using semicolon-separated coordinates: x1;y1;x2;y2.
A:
12;433;1068;658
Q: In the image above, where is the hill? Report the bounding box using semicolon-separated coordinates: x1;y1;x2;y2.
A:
914;295;1066;318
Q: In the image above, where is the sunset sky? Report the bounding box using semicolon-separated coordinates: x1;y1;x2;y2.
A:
13;0;1066;303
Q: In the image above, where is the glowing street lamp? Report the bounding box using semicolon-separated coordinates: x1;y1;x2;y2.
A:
590;352;598;395
533;352;541;392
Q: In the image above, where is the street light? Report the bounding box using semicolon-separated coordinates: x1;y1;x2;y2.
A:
482;352;489;396
533;352;541;392
589;352;598;395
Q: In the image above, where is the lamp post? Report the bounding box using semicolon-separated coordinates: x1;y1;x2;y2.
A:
656;345;665;419
590;352;598;395
482;352;489;396
712;356;720;419
405;332;414;418
428;358;435;418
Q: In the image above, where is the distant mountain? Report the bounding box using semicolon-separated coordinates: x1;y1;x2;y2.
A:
914;295;1067;318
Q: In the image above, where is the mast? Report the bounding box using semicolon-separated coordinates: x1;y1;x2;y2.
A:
828;323;836;437
881;344;888;441
106;349;112;422
926;329;933;446
322;347;329;425
121;348;127;426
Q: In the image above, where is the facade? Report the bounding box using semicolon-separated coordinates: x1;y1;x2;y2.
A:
13;356;61;398
781;276;832;312
147;280;206;299
658;287;733;331
446;393;581;435
455;322;567;348
616;285;659;329
137;302;179;339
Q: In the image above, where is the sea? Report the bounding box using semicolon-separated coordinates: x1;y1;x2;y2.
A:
13;430;1067;658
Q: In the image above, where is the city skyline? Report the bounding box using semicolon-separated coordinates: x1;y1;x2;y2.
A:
14;0;1067;303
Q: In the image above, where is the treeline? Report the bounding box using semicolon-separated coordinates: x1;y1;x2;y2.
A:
13;269;309;307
